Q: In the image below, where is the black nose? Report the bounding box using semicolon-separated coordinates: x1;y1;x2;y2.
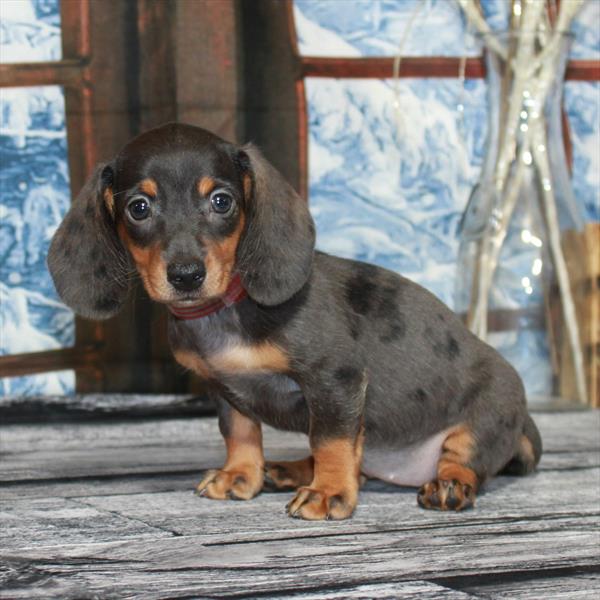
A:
167;262;206;292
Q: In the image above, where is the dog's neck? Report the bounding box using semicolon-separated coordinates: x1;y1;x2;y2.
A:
168;274;247;320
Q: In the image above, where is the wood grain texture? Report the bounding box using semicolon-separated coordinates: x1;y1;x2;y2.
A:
0;410;599;598
452;573;600;599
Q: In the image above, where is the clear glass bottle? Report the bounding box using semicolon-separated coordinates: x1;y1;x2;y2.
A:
455;32;588;405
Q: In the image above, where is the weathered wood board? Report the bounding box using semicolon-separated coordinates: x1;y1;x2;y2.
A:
0;394;215;424
1;410;599;598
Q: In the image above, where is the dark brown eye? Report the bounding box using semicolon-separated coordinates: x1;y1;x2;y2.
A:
128;196;151;221
210;192;233;214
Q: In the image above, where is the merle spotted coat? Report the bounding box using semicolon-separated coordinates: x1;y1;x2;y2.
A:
48;123;542;520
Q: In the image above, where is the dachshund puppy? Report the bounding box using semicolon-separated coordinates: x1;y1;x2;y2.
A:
48;123;542;520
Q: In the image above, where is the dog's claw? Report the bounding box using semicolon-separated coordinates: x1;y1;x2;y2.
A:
286;486;356;520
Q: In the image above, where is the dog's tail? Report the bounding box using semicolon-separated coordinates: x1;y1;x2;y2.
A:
500;413;542;476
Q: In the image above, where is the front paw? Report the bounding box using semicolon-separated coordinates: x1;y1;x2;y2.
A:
287;486;357;520
196;466;263;500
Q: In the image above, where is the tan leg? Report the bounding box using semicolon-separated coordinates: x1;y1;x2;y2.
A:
196;409;264;500
418;425;477;511
287;431;364;520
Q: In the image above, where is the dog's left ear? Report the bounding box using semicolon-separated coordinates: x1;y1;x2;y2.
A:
235;144;315;306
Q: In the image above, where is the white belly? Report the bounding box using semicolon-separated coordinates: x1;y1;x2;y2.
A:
362;428;451;487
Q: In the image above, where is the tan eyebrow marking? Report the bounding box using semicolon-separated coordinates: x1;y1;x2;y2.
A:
198;176;216;197
139;178;158;197
243;174;252;199
104;188;115;218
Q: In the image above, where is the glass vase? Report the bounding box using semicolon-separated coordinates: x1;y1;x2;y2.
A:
455;32;588;405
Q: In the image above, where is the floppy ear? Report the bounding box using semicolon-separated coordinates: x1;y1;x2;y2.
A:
47;163;131;319
235;144;315;306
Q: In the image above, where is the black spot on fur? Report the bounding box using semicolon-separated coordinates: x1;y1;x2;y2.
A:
346;266;406;346
379;314;406;343
446;335;460;359
432;331;461;361
94;264;108;278
345;277;377;315
344;263;383;315
334;366;362;386
410;388;428;403
373;286;397;320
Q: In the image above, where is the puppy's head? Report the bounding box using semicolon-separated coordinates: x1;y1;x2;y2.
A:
48;123;315;319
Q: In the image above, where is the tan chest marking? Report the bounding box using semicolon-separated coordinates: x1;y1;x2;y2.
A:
173;349;213;380
173;342;288;379
209;342;289;374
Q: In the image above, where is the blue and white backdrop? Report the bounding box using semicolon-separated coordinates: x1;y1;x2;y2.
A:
1;0;598;400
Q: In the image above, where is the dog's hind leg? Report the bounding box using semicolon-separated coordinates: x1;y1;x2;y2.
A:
417;425;479;511
418;361;531;511
417;414;529;512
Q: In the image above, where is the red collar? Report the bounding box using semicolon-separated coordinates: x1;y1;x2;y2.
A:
168;274;247;320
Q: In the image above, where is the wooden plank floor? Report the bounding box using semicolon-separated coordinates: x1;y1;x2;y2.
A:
1;411;599;598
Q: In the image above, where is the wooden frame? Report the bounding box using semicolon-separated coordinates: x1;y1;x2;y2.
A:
298;56;600;80
0;0;102;385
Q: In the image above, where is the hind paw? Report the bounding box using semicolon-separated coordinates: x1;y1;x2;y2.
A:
417;479;475;511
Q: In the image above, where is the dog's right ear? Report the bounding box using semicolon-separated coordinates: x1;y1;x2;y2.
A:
48;163;131;319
